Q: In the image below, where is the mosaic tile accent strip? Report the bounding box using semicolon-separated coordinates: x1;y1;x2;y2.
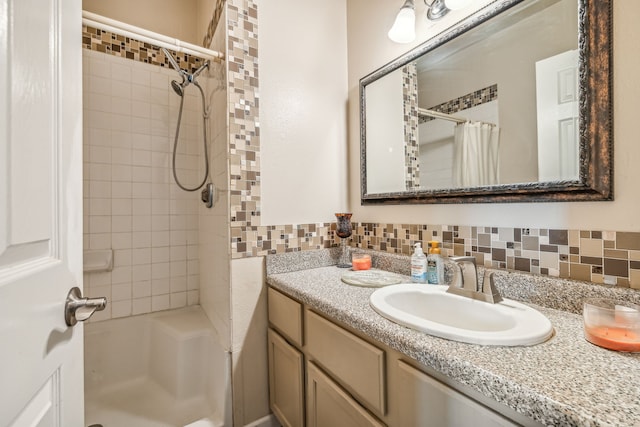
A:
402;63;420;190
82;25;209;74
203;0;227;49
353;223;640;289
232;224;332;257
240;221;640;290
419;84;498;124
228;0;261;258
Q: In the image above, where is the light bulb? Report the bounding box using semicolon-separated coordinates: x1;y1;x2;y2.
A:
388;6;416;44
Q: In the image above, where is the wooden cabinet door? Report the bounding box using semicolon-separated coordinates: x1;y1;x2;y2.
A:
268;287;303;346
268;328;305;427
396;360;517;427
307;362;385;427
306;309;386;416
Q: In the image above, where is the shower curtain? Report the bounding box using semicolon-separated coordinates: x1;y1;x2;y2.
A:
452;121;500;187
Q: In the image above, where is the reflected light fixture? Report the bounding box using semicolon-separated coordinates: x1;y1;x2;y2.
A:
425;0;473;20
388;0;416;44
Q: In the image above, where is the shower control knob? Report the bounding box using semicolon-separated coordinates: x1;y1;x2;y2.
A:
201;183;215;208
64;287;107;326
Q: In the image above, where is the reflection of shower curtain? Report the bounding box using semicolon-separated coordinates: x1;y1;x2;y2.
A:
453;122;500;187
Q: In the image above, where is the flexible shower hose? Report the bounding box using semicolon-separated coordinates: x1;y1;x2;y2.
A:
172;81;210;192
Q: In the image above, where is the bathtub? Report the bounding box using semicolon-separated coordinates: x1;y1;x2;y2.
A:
84;306;231;427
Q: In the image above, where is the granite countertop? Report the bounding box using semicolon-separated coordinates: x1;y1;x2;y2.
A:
266;251;640;427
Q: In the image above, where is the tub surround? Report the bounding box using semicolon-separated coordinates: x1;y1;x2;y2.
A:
84;306;230;427
82;49;206;320
266;249;640;426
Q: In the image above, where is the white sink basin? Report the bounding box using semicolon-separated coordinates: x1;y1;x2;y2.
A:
370;284;553;346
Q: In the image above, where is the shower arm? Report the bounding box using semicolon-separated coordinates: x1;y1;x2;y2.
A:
191;62;210;81
162;47;189;78
163;47;180;70
162;47;209;84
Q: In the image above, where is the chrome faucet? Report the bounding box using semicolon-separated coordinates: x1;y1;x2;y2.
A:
447;256;503;304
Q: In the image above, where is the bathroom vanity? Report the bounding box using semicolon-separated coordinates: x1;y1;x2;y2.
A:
265;251;640;427
268;286;524;427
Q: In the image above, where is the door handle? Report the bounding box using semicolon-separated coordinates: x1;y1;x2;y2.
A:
64;287;107;326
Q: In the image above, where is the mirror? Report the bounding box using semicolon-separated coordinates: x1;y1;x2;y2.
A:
360;0;612;204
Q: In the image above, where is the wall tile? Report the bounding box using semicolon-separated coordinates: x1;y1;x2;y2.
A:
132;297;151;315
152;295;171;311
580;238;603;257
83;50;202;320
617;232;640;250
233;220;640;290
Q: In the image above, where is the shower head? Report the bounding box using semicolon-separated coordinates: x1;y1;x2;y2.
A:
162;47;208;98
171;79;186;97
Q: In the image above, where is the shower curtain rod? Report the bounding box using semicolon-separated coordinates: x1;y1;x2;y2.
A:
418;108;497;127
82;11;225;62
418;108;467;124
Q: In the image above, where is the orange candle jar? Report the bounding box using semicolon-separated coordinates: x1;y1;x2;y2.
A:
351;253;372;271
583;298;640;352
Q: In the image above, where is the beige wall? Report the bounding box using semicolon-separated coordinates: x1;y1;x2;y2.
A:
227;0;349;424
83;0;201;45
197;0;216;46
347;0;640;231
259;0;349;225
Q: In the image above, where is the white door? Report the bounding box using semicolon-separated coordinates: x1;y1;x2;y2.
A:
535;49;579;182
0;0;85;425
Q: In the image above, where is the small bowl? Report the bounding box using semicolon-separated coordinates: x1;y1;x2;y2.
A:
583;298;640;352
351;253;372;271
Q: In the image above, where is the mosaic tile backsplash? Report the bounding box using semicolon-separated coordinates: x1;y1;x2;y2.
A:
236;222;640;290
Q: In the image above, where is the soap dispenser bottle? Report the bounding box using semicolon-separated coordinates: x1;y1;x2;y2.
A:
426;241;444;284
411;243;427;283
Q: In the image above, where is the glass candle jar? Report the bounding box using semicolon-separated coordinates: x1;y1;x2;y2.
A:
583;298;640;352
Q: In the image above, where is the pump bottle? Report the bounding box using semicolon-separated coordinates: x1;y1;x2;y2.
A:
411;243;427;283
426;240;444;284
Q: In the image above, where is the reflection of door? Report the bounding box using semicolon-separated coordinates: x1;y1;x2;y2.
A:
0;0;84;425
535;50;579;181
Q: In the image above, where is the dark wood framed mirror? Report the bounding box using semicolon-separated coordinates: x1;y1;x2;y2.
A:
360;0;612;204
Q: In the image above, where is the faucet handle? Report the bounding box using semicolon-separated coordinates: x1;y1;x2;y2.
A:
450;256;477;266
449;256;478;291
481;271;503;304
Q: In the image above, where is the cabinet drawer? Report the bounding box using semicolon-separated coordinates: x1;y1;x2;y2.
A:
305;310;386;416
307;362;385;427
396;360;517;427
268;287;303;347
268;329;305;427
